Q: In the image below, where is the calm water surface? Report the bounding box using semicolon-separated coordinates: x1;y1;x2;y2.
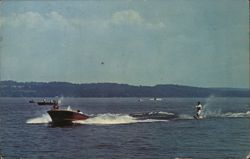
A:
0;97;250;159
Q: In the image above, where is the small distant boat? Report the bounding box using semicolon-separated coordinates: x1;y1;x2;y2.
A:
149;97;162;101
29;100;35;103
37;99;57;106
47;109;89;124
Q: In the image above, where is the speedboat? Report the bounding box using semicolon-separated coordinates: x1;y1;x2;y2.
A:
37;99;57;106
47;109;89;124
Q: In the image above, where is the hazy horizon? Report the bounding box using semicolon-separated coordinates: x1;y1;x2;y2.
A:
0;0;249;88
1;80;250;90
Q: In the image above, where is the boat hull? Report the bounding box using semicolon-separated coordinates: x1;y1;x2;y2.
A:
47;110;89;124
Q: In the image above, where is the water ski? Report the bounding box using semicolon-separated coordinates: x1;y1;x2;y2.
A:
193;115;203;120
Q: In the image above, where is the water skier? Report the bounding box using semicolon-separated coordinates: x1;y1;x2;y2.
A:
195;101;203;119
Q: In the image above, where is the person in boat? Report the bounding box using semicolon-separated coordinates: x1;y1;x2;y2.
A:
52;100;57;104
52;103;59;110
77;110;83;114
195;101;203;118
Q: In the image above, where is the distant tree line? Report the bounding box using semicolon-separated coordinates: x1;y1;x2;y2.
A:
0;81;249;97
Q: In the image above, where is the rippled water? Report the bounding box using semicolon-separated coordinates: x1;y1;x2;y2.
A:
0;97;250;159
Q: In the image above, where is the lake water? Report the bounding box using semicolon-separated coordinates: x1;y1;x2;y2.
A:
0;97;250;159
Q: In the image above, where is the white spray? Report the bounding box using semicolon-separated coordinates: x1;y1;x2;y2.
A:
57;96;64;105
74;113;137;125
202;95;221;118
202;95;250;118
26;113;52;124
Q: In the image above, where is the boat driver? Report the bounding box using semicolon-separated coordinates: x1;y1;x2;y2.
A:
53;104;59;110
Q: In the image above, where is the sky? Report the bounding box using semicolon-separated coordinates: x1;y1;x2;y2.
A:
0;0;249;88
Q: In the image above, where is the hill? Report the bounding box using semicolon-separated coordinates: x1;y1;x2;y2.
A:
0;81;249;97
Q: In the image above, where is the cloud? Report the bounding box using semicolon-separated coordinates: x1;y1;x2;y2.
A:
4;11;70;31
46;11;69;29
2;10;165;31
145;21;165;30
111;9;144;25
111;9;165;30
8;12;45;29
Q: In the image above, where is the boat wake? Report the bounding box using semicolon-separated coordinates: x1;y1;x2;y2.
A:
204;110;250;118
74;114;137;125
26;112;173;125
26;110;250;125
178;114;194;120
74;112;171;125
178;111;250;120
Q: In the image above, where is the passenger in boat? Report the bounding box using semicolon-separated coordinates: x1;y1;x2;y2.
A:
195;101;203;118
52;100;57;104
53;104;59;110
